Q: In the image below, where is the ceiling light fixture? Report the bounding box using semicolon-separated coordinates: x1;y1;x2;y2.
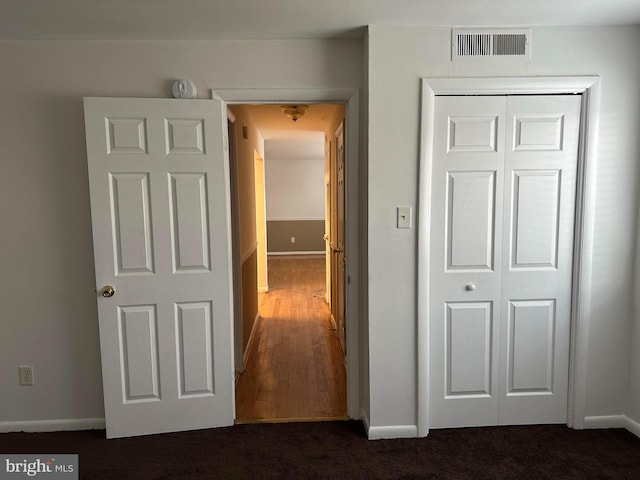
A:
280;104;309;123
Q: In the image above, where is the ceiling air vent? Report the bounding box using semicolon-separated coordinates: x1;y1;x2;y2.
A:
452;29;530;60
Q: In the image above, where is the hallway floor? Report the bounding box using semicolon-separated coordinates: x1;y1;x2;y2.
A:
235;255;347;422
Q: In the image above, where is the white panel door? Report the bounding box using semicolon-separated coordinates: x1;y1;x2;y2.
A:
499;95;581;424
84;98;234;438
429;94;581;428
429;96;506;428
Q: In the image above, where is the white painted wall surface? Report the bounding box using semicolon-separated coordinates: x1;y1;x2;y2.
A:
0;39;362;426
630;214;640;424
264;153;325;220
367;26;640;432
2;28;639;435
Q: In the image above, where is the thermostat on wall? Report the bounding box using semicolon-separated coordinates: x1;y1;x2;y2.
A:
171;79;197;99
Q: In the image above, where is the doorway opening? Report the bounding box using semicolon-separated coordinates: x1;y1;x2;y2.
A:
227;103;348;422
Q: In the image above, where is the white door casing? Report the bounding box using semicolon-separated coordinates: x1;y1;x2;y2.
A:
429;94;581;428
84;98;234;438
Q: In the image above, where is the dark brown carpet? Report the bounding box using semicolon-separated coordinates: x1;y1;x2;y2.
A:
1;421;639;479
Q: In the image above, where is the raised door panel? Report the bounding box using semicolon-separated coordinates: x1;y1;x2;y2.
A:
448;115;498;152
118;305;160;403
110;173;155;276
175;302;214;398
165;118;206;155
513;115;564;151
446;171;496;271
168;173;211;273
507;300;556;395
510;170;561;269
106;118;148;155
446;302;494;397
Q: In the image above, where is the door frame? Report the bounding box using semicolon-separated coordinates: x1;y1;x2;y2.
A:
212;88;362;420
226;108;245;374
333;120;346;354
417;76;601;437
253;151;268;294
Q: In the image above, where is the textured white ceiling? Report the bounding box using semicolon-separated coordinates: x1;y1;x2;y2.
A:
2;0;640;40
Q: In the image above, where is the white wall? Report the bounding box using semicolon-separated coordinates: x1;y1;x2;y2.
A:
0;39;362;426
265;144;325;221
2;28;638;435
631;211;640;424
367;26;640;431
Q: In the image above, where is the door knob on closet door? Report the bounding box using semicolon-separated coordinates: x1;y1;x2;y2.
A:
465;283;476;292
100;285;116;297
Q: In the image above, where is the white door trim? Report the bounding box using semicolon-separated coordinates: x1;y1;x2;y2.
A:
212;88;362;421
417;76;601;437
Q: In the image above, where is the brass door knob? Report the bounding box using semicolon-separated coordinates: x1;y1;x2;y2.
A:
100;285;116;298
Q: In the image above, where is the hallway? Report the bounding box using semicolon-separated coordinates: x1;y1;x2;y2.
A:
235;256;347;422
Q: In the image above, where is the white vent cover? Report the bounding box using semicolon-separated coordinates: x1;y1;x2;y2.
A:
452;29;530;60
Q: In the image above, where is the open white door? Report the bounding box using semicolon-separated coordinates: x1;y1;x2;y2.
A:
84;97;234;438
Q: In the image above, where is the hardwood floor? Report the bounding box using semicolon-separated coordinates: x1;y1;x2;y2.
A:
235;255;347;422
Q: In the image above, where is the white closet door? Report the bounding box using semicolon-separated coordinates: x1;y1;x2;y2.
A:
429;96;506;428
498;94;581;424
429;94;581;428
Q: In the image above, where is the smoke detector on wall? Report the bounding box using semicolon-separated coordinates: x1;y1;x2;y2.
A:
171;79;197;99
452;28;531;61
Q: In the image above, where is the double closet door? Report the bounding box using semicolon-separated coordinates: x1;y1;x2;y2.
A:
429;94;581;428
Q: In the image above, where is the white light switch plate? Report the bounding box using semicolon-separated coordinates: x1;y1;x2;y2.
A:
397;206;412;229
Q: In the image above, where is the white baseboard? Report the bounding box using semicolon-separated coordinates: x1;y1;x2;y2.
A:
367;423;418;440
624;415;640;438
583;414;640;438
329;314;338;331
4;414;636;439
267;251;325;256
0;418;105;433
584;414;627;429
243;313;261;370
360;409;370;433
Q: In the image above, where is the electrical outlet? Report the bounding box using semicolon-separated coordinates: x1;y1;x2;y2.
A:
19;366;34;386
290;236;296;243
